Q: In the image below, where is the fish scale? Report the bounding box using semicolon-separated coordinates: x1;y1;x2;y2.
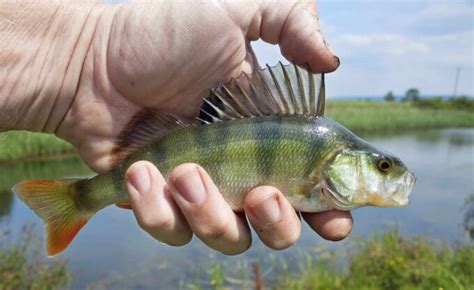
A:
78;116;341;212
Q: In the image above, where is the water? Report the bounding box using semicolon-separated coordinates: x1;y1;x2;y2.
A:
1;128;473;288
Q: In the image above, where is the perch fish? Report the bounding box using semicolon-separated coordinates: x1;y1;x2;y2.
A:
12;63;416;256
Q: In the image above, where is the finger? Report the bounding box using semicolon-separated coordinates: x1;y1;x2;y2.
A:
125;161;193;246
258;0;339;72
302;210;353;241
168;163;252;255
244;186;301;250
241;42;261;75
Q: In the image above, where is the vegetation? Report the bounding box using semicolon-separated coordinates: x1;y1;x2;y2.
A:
402;88;421;102
464;193;474;241
384;90;395;102
412;96;474;111
0;226;70;290
326;100;474;133
0;99;473;162
187;230;474;290
0;130;74;161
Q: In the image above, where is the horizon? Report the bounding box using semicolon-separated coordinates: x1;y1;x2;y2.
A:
329;94;473;99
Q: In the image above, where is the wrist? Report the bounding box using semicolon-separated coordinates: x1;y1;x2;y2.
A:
0;1;116;133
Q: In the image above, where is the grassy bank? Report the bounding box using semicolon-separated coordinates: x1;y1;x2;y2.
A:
186;230;474;290
0;101;473;162
2;226;472;289
0;131;74;162
326;101;474;133
0;226;70;290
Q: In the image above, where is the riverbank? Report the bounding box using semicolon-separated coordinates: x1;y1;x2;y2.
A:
326;100;474;132
1;101;473;162
186;229;474;290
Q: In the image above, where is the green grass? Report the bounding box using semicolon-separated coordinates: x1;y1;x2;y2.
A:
1;225;472;289
0;101;473;161
326;101;474;133
0;225;70;290
0;130;74;161
187;230;474;290
281;231;474;290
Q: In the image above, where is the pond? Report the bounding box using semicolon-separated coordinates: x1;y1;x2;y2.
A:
1;128;473;288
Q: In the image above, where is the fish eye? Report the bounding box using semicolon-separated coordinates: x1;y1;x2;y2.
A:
377;158;392;172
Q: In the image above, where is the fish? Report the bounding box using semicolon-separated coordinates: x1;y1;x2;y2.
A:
12;63;416;257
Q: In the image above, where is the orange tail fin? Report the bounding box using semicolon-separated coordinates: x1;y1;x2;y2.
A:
12;179;93;257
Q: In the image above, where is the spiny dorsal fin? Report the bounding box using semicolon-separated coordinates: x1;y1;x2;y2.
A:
111;109;193;165
112;63;325;165
199;62;325;123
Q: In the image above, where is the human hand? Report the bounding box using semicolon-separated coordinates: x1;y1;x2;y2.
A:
1;0;351;254
125;161;352;254
105;1;350;253
55;0;340;172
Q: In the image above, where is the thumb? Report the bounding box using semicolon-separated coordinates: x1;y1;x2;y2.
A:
257;0;339;72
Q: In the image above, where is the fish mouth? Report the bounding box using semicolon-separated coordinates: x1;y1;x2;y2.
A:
322;172;416;209
367;171;416;207
390;171;416;206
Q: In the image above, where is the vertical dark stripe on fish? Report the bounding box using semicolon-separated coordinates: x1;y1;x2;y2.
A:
192;124;230;184
111;170;124;197
212;124;230;184
150;142;168;172
75;179;89;197
191;125;207;149
74;178;95;210
302;140;317;176
302;129;326;177
255;118;281;180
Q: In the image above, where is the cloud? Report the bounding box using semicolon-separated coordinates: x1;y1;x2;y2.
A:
335;33;430;56
396;2;474;35
254;1;473;97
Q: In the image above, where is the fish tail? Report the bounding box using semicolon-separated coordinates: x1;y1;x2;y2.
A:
12;179;93;257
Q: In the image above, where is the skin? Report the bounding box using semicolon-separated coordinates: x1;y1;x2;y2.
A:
1;0;352;254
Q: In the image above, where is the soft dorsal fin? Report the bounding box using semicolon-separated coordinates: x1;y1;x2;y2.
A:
111;109;193;165
199;62;325;123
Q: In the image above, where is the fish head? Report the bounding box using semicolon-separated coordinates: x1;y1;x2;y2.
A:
322;146;416;210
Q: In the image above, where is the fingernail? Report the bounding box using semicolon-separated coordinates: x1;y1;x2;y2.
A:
250;196;281;225
322;36;339;63
172;166;206;204
334;56;340;68
127;163;151;194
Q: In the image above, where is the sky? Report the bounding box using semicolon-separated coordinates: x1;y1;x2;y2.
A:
253;0;473;98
